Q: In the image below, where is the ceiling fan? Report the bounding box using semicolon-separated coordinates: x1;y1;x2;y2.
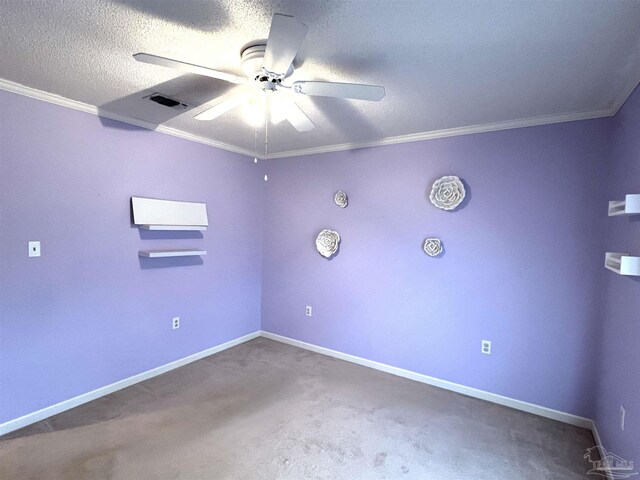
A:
133;13;386;132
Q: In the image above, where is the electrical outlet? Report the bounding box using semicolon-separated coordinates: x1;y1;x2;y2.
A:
28;241;41;257
481;340;491;355
305;306;312;317
620;405;626;431
172;317;180;330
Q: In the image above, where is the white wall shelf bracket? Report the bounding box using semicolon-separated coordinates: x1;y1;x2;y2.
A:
608;194;640;216
605;252;640;276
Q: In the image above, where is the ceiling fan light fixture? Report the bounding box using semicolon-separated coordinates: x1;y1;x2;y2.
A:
269;94;288;124
270;109;287;125
241;90;267;127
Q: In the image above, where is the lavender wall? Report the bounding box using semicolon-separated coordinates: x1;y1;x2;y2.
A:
596;85;640;458
0;90;264;422
2;80;636;449
261;119;611;418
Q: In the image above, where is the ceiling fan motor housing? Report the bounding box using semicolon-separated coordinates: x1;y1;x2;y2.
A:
241;44;293;88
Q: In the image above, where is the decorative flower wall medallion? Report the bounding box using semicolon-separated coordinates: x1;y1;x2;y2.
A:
334;191;348;208
316;229;341;258
423;238;443;257
429;175;466;211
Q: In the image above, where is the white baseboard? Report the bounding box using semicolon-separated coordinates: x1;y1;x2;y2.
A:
1;329;598;439
591;421;603;448
0;331;260;436
590;421;615;479
260;331;594;430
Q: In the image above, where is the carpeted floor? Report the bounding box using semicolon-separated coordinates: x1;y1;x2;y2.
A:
1;337;595;479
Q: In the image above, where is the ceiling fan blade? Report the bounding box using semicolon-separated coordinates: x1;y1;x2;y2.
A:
194;91;253;121
283;100;315;132
134;53;247;85
262;14;308;76
291;81;385;101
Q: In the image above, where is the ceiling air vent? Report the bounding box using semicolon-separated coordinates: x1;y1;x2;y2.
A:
144;92;188;110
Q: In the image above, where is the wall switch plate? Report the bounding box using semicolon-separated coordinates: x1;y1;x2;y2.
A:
305;306;312;317
481;340;491;355
620;404;626;431
172;317;180;329
28;241;41;257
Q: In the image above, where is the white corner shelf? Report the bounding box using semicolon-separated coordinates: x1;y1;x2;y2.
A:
605;252;640;276
138;249;207;258
138;225;207;231
608;194;640;216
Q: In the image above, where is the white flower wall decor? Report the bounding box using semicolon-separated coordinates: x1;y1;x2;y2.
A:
429;175;466;211
316;229;341;258
334;191;348;208
423;237;443;257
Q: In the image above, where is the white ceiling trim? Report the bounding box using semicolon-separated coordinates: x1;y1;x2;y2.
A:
0;78;628;161
0;79;256;158
611;75;640;117
265;108;615;159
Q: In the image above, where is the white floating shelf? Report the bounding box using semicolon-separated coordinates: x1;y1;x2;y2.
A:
138;225;207;231
605;252;640;276
608;194;640;216
138;249;207;258
132;197;208;228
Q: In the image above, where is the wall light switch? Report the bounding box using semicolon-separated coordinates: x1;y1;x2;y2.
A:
305;306;312;317
481;340;491;355
28;241;41;257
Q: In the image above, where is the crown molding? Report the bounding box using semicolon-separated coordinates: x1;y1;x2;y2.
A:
0;79;256;158
266;107;616;159
609;75;640;117
0;78;625;161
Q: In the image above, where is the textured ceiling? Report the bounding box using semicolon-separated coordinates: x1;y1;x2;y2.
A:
1;0;640;157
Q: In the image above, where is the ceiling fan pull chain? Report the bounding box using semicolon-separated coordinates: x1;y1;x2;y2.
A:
264;94;269;161
254;127;258;163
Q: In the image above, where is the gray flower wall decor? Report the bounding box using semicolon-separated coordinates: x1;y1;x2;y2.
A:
316;229;341;258
429;175;465;211
423;238;443;257
334;191;348;208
